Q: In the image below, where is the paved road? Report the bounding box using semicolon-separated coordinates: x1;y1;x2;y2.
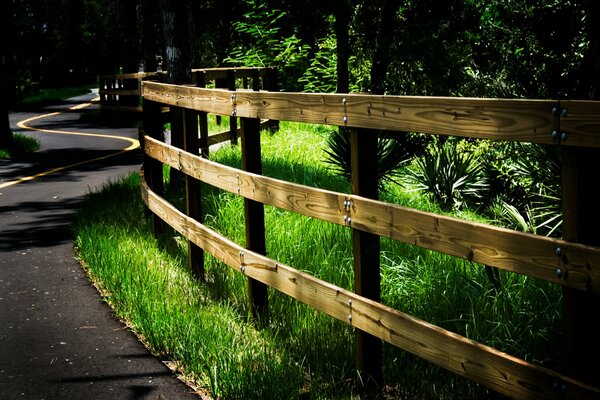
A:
0;94;200;399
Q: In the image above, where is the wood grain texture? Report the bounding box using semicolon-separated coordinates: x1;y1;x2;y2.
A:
143;135;600;293
560;100;600;148
139;174;600;400
142;81;566;145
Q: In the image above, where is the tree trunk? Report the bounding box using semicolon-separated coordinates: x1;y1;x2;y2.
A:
141;0;160;72
369;0;398;95
158;0;192;187
158;0;192;85
335;1;351;94
0;0;15;148
575;0;599;100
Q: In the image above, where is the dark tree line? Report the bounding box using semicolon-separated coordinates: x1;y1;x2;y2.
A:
3;0;598;97
2;1;599;145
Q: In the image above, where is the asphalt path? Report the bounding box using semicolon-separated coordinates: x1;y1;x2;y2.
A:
0;93;200;399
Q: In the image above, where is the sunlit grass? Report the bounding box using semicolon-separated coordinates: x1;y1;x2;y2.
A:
75;174;302;399
75;121;562;399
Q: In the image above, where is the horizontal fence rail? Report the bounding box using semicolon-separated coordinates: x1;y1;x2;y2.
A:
99;68;277;116
143;135;600;293
140;173;599;399
140;77;600;398
143;81;600;148
99;72;163;113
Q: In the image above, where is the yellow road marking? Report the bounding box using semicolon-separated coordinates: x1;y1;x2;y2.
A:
0;97;140;190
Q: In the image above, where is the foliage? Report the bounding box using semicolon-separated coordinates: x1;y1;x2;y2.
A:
297;17;370;94
485;142;562;236
323;127;411;190
19;85;94;108
405;137;488;211
224;0;310;91
478;141;560;236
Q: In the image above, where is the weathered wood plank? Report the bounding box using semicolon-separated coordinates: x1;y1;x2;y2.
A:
143;135;600;293
182;108;204;280
142;81;566;146
140;175;600;400
100;72;163;80
205;120;270;147
560;100;600;147
98;88;141;97
350;127;382;388
241;117;268;319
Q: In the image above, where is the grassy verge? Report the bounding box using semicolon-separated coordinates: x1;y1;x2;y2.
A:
75;121;562;399
0;133;41;158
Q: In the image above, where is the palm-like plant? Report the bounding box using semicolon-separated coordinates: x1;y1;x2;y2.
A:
406;138;488;211
323;128;412;190
508;143;562;237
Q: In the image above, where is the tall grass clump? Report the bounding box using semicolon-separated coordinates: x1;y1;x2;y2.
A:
75;174;303;399
76;121;563;399
0;133;41;158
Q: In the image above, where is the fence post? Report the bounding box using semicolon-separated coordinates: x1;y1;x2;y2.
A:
195;70;209;158
183;107;204;280
350;127;382;391
99;77;106;106
227;69;238;145
142;98;165;237
240;116;268;321
561;145;600;385
251;69;260;92
265;68;279;132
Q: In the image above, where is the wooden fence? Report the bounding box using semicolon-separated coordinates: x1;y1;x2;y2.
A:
139;76;600;398
98;72;161;113
98;67;277;117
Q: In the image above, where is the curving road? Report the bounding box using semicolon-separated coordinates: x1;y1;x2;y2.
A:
0;93;199;399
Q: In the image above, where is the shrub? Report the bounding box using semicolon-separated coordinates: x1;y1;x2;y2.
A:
406;137;488;211
323;128;412;190
484;142;561;237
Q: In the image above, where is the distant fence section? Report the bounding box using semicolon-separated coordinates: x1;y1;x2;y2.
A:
98;67;277;118
98;72;162;113
138;67;600;399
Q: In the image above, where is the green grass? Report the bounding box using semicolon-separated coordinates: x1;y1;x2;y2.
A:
0;133;41;158
75;121;563;399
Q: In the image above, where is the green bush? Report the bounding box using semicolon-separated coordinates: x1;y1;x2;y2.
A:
323;127;411;190
224;0;310;91
406;137;488;211
484;142;561;236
